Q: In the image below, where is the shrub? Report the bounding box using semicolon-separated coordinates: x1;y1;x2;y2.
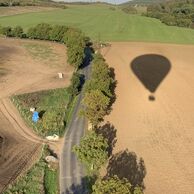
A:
176;18;192;27
44;166;58;194
1;26;12;37
67;72;82;97
12;26;24;38
161;15;177;26
49;25;68;42
42;109;64;134
27;23;52;40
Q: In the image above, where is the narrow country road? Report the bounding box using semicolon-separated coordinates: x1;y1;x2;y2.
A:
60;48;92;194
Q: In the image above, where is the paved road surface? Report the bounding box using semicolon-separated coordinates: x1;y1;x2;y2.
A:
60;49;91;194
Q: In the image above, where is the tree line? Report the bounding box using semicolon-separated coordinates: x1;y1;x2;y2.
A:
0;0;67;8
144;0;194;28
73;53;144;193
0;23;86;69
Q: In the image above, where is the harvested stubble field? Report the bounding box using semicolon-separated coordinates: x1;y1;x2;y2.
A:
102;42;194;194
0;6;57;17
0;37;72;192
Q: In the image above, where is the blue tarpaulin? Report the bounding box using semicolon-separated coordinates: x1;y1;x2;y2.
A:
32;111;39;123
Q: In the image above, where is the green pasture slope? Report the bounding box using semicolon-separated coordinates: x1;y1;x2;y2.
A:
0;4;194;44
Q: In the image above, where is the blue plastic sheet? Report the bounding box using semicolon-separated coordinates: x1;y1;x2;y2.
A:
32;111;39;123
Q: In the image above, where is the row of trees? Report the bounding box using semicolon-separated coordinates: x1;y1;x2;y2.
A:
0;23;86;69
73;53;143;193
144;0;194;28
73;131;143;194
80;53;115;127
0;0;68;8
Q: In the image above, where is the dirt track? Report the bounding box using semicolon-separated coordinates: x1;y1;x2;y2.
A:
0;38;72;192
102;42;194;194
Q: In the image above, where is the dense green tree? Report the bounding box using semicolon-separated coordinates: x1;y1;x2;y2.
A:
64;28;85;47
73;131;108;173
84;53;114;97
67;72;81;97
80;90;110;126
64;28;86;68
146;0;194;28
161;15;177;25
92;176;143;194
67;44;85;69
91;60;110;80
134;187;144;194
92;176;132;194
176;17;192;27
84;77;112;97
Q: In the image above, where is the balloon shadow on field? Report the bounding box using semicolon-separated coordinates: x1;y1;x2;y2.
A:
131;54;171;101
106;149;146;189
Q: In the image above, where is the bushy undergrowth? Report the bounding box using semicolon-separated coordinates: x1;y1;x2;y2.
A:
11;88;74;137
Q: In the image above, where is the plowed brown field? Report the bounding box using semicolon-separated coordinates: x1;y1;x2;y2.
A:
0;38;72;193
102;42;194;194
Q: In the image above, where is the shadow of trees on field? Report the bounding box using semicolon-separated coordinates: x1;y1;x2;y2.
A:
0;136;3;157
109;67;117;109
106;149;146;188
131;54;171;101
95;122;117;157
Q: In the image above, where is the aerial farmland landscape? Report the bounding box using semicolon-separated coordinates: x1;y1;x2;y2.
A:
0;0;194;194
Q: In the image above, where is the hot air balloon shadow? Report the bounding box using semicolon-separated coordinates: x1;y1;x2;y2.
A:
131;54;171;101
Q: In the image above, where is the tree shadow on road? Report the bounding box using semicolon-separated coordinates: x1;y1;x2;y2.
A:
106;149;146;189
95;122;117;157
64;176;96;194
81;46;94;69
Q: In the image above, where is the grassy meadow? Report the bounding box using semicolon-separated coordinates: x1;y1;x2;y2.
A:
0;5;194;44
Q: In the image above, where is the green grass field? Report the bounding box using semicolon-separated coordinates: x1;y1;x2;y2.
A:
11;88;70;137
0;5;194;44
